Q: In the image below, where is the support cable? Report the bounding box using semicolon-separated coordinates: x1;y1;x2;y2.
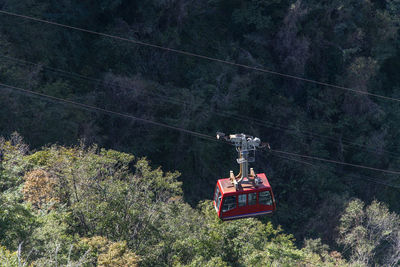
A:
267;154;400;189
1;80;399;184
0;82;216;142
2;53;400;160
268;149;400;175
0;9;400;103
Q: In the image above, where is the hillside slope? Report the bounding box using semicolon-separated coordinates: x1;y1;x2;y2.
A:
0;135;351;266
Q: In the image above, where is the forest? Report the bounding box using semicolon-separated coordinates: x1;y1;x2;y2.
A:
0;0;400;266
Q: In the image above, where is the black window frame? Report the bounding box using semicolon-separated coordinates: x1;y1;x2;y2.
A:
258;190;273;205
214;186;220;203
248;192;257;205
238;193;247;207
222;195;237;213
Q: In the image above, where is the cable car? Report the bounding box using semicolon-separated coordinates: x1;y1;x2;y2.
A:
214;173;276;220
213;133;276;220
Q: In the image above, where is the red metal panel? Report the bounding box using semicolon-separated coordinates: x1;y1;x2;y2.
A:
214;173;276;220
220;190;275;220
218;173;271;195
213;182;224;218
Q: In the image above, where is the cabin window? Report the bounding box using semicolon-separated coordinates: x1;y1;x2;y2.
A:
238;194;246;207
222;195;237;212
214;186;220;203
248;193;257;205
259;191;272;205
216;191;222;210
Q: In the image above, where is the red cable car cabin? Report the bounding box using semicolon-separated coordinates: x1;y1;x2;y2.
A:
213;173;276;220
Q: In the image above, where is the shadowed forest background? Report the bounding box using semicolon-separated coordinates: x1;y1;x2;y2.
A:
0;0;400;266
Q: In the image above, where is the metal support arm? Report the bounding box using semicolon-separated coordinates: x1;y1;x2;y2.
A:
217;132;264;190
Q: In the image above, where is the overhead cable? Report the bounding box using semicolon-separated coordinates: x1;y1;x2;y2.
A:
3;53;400;161
1;80;399;182
268;149;400;175
269;154;400;189
0;82;216;142
0;9;400;103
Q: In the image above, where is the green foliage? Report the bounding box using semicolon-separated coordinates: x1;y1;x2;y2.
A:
77;236;139;267
0;138;353;266
0;0;400;264
26;145;177;242
232;0;276;31
0;133;30;191
338;199;400;266
302;238;346;267
29;209;76;263
134;199;346;266
0;187;36;250
0;245;20;267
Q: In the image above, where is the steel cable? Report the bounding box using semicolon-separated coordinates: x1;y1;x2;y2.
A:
0;9;400;103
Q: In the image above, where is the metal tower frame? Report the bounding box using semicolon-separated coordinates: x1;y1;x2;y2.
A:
217;132;265;190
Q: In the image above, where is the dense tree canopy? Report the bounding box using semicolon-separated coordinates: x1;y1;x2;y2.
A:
0;0;399;265
0;136;353;266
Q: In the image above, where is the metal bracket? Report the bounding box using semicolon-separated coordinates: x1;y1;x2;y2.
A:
217;132;264;190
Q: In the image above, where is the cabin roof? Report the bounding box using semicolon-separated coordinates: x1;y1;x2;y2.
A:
218;173;271;195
